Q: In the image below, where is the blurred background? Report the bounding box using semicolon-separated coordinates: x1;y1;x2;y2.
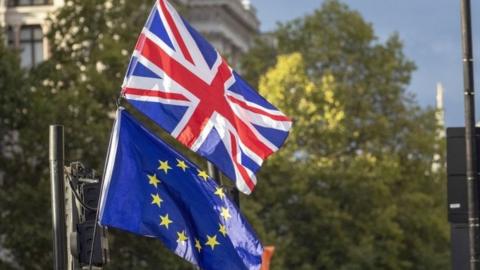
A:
0;0;449;269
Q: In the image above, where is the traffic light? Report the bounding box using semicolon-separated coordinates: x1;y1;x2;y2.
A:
65;162;108;268
446;127;480;270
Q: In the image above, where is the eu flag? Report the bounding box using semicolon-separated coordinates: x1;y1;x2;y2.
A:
99;108;263;270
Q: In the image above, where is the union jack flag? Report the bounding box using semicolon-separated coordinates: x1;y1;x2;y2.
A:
122;0;292;194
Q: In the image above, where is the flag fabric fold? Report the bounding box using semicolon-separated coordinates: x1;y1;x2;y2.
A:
99;108;263;270
121;0;292;194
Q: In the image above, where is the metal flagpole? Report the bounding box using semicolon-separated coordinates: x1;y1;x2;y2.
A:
207;161;240;206
460;0;480;268
207;162;221;185
49;125;68;270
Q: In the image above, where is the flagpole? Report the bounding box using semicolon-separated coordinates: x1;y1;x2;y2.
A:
460;0;480;268
207;162;240;207
207;161;222;185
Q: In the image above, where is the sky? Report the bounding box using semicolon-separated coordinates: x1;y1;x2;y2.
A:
251;0;480;127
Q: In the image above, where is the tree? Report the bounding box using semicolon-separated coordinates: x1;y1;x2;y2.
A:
0;31;55;270
0;0;449;269
0;0;191;268
240;1;449;269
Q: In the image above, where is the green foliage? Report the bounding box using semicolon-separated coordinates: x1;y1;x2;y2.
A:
241;1;449;269
0;0;448;269
0;0;190;268
0;32;26;133
0;31;54;270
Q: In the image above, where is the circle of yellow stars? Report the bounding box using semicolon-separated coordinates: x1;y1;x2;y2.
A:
146;157;236;253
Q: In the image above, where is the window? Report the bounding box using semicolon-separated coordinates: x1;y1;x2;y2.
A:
19;25;44;68
7;0;52;7
6;26;15;47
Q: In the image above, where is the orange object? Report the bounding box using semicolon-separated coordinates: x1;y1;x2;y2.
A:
260;246;275;270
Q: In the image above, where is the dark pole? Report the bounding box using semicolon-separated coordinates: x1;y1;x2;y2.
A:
49;125;68;270
460;0;480;269
207;161;222;184
207;161;240;206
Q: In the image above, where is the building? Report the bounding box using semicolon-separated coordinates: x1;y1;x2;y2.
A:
181;0;259;67
0;0;64;67
0;0;259;68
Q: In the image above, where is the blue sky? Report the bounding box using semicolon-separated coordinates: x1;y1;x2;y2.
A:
252;0;480;127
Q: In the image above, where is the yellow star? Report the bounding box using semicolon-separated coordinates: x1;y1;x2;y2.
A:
220;207;232;220
177;230;188;244
147;174;160;188
218;223;227;237
214;187;226;200
195;238;202;252
205;234;220;250
176;159;189;171
159;214;173;229
158;160;172;174
197;169;209;181
151;193;163;208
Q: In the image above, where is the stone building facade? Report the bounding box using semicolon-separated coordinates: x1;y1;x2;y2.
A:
0;0;259;68
0;0;64;67
181;0;259;67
